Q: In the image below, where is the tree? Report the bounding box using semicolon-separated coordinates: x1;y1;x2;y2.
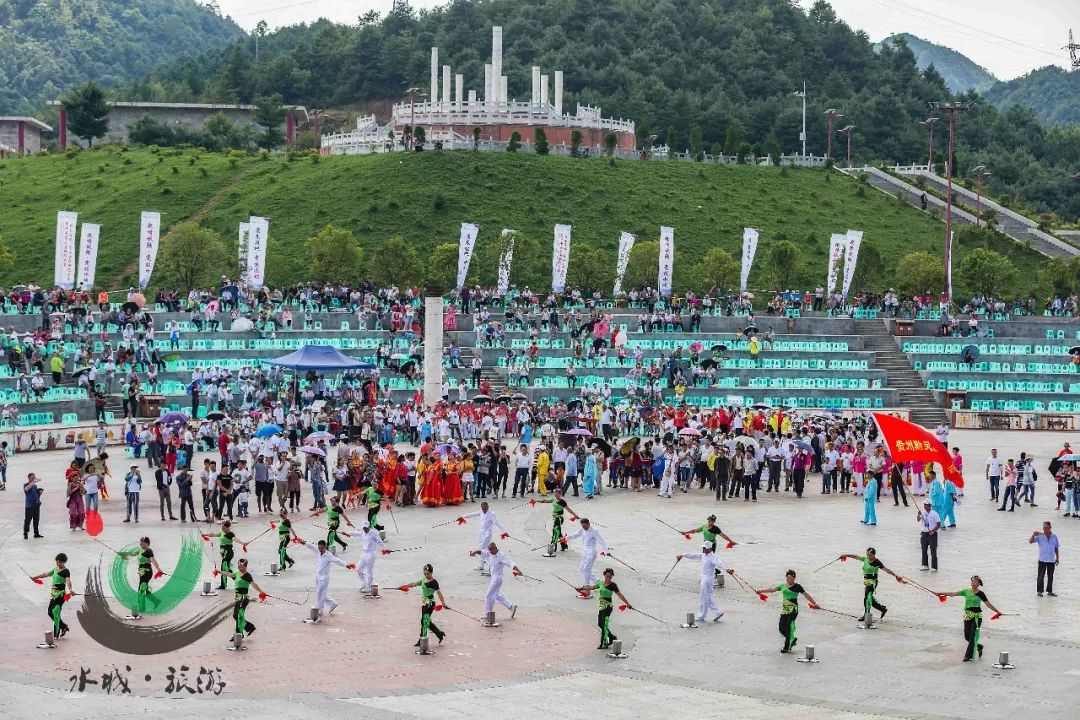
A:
128;116;175;146
604;132;618;162
566;245;614;293
723;126;740;156
534;127;549;155
157;223;228;290
895;251;945;296
666;127;678;158
253;93;286;149
472;127;481;150
414;126;426;147
474;231;544;289
689;123;704;161
684;247;739;293
766;240;804;289
368;235;421;287
570;130;583;157
849;241;885;292
62;82;109;147
622;240;659;291
507;131;521;152
425;243;459;288
305;225;362;284
1040;256;1080;297
958;248;1018;297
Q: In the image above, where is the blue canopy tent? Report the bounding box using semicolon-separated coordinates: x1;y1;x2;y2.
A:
265;345;375;408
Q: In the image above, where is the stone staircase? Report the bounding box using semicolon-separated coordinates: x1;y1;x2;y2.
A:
852;319;946;426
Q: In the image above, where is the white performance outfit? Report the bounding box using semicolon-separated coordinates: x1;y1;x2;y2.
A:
484;551;516;615
566;526;609;588
683;552;726;621
462;509;507;570
345;527;386;590
304;542;349;615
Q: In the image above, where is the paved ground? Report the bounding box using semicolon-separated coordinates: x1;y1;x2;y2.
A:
0;429;1077;719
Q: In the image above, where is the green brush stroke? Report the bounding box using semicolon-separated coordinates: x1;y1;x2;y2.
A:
108;533;204;615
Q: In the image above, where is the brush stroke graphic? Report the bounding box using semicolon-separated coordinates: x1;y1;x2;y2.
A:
77;566;231;655
108;533;205;615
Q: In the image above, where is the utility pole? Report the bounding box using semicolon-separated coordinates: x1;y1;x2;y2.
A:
837;125;854;168
930;101;971;305
1069;30;1080;70
824;108;843;162
971;165;991;227
919;117;938;172
793;82;807;157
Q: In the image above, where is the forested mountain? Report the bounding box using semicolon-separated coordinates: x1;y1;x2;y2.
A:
984;66;1080;126
875;33;996;93
0;0;242;113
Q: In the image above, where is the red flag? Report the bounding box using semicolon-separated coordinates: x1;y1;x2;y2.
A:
258;592;268;601
758;593;768;601
85;509;103;537
346;563;357;570
725;541;734;549
32;577;43;585
456;517;467;525
871;413;964;488
381;549;391;555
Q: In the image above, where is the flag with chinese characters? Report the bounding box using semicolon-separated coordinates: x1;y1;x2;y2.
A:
497;229;515;294
658;226;674;297
872;412;964;488
77;223;100;290
138;211;161;289
826;233;845;296
456;222;479;291
740;228;759;293
613;231;635;296
841;229;862;299
54;211;78;290
246;216;269;289
552;224;572;292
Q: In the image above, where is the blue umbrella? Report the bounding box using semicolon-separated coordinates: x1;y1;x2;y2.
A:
792;440;813;452
255;424;283;438
1060;454;1080;462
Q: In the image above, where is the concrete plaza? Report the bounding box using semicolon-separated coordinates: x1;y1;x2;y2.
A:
0;429;1076;719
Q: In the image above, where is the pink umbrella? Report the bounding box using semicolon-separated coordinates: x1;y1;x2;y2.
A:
299;445;326;458
679;427;702;437
564;428;593;437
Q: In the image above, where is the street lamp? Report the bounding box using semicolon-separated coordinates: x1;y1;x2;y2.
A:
919;117;939;172
793;82;807;158
824;108;843;162
929;101;972;305
837;125;855;168
403;87;427;150
310;108;324;151
971;165;992;227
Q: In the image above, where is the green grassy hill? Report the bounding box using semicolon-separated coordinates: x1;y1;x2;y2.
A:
0;148;1045;295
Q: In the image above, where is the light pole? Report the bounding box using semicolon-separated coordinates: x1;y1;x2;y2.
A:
930;101;971;305
837;125;854;168
824;108;843;162
404;87;426;151
919;117;938;172
971;165;991;227
793;82;807;158
310;108;324;151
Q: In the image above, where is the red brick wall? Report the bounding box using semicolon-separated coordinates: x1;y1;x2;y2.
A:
424;123;637;150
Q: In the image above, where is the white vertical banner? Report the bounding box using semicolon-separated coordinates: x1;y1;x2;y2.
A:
826;233;846;297
497;228;515;295
237;222;250;285
54;211;78;290
740;228;759;293
456;222;480;291
77;223;100;290
613;231;635;296
138;211;161;289
658;225;674;297
841;229;863;299
552;223;572;293
246;216;269;289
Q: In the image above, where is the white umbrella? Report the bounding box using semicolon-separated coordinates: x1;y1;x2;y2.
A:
230;318;255;332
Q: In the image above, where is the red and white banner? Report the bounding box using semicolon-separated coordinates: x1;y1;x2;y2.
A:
826;233;846;297
456;222;479;291
613;231;635;296
658;226;674;297
497;229;515;295
54;211;78;290
841;229;863;299
740;228;759;293
246;216;269;289
77;223;100;290
138;211;160;289
552;224;572;292
237;222;250;285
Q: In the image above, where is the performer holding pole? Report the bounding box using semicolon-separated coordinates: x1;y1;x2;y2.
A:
401;564;449;646
277;509;298;570
224;558;267;639
837;547;903;622
470;542;519;620
364;484;385;531
680;514;736;550
325;496;354;551
576;567;633;650
302;540;352;617
565;518;608;597
217;520;250;590
344;520;386;591
537;488;577;552
755;569;821;654
458;501;507;573
31;553;73;639
122;536;163;620
931;575;1006;661
676;544;729;623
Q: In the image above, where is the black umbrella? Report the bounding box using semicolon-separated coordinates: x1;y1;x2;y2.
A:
742;325;758;336
206;411;227;421
587;437;613;456
70;306;87;317
496;393;512;403
72;366;93;377
592;337;607;351
511;392;528;401
700;359;718;370
960;344;980;362
472;394;493;404
710;344;728;353
1070;346;1080;356
121;301;141;314
565;399;583;409
219;285;239;301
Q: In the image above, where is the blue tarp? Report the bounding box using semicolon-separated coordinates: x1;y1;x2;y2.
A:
265;345;375;371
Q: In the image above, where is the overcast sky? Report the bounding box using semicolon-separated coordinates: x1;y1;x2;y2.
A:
213;0;1074;80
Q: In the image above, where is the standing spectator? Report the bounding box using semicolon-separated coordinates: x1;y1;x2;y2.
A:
917;498;940;571
123;464;142;523
985;448;1003;502
998;458;1019;511
23;473;44;539
1030;521;1060;597
1016;452;1038;507
156;465;177;521
471;355;483;388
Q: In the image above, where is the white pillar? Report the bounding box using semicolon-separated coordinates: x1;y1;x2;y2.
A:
484;64;493;109
442;65;451;112
554;71;564;116
455;74;464;110
468;89;477;108
540;74;549;107
491;26;503;102
423;290;445;408
500;76;508;105
430;47;439;105
531;66;541;106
